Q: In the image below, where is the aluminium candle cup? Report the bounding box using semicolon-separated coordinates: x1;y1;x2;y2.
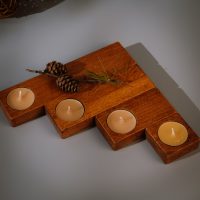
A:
56;99;85;122
7;88;35;110
107;109;137;134
158;122;188;146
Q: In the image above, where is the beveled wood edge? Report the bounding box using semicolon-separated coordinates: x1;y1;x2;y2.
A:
66;42;123;66
145;112;200;163
46;107;95;138
45;75;155;138
96;117;146;150
0;75;55;126
94;87;175;150
0;97;46;126
0;42;126;127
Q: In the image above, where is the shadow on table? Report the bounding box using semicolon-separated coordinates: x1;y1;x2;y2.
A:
126;43;200;160
126;43;200;134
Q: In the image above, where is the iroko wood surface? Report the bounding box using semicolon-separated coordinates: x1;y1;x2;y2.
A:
0;42;154;127
95;88;176;150
45;42;155;138
0;42;199;164
146;112;199;163
0;75;63;126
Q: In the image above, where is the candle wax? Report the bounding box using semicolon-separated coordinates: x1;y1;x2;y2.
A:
56;99;84;121
107;110;136;134
158;122;188;146
7;88;35;110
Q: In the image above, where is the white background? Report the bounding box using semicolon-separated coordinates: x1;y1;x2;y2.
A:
0;1;200;200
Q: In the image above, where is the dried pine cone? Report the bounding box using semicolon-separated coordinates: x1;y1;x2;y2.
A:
56;74;79;92
44;61;68;76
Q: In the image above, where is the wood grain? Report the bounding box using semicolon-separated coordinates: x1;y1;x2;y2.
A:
0;42;148;126
45;42;155;138
0;42;199;164
146;112;199;164
0;75;63;126
95;88;176;150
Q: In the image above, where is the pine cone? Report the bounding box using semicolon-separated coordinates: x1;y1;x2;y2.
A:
44;61;68;76
56;74;79;92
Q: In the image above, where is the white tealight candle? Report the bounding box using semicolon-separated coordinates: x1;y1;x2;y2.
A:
107;110;136;134
158;122;188;146
7;88;35;110
56;99;84;121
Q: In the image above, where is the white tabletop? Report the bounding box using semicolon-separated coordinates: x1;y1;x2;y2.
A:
0;1;200;200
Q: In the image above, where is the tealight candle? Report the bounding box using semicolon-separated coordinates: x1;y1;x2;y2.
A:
158;122;188;146
56;99;84;121
107;109;136;134
7;88;35;110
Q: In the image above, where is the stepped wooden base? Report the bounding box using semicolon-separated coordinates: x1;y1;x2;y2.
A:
0;42;199;163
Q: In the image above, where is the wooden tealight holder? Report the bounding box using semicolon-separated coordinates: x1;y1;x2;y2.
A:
146;113;199;163
95;88;176;150
38;42;155;138
0;75;63;126
0;42;199;163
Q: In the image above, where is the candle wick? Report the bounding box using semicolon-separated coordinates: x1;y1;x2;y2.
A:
17;90;22;101
171;128;176;137
119;116;124;123
66;105;71;113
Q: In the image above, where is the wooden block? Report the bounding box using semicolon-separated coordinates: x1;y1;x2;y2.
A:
0;42;154;130
0;42;199;164
146;113;199;164
45;43;155;138
0;75;63;126
0;42;141;126
95;88;175;150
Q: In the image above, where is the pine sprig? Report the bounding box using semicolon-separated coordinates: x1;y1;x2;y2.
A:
85;69;120;85
26;59;122;93
26;68;57;78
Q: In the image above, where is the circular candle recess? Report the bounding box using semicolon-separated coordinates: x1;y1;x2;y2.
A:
7;88;35;110
158;122;188;146
56;99;84;121
107;109;136;134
